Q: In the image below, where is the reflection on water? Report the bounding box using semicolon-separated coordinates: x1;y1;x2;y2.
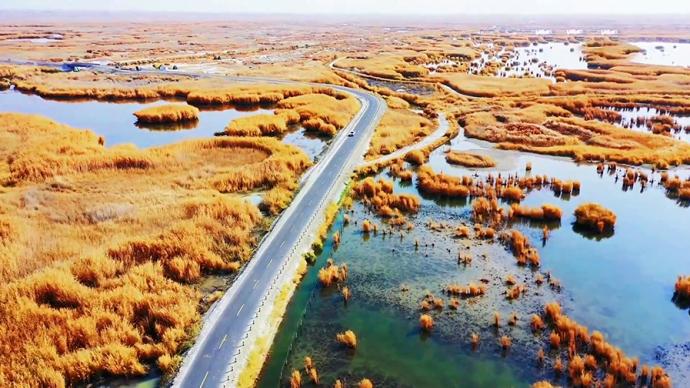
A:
261;129;690;386
0;88;328;160
604;106;690;143
134;119;200;131
470;42;587;81
428;132;690;375
629;41;690;67
282;129;329;161
364;78;437;96
0;88;271;148
500;43;587;80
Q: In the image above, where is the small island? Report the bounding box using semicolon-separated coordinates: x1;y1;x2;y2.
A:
133;103;200;124
445;150;496;168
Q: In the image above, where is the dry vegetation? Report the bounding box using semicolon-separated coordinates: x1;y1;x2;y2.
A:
673;275;690;301
133;104;199;124
0;112;311;385
352;177;420;217
226;91;360;137
335;330;357;349
461;102;690;169
437;73;551;97
536;302;671;388
445;151;496;168
4;20;690;388
335;53;432;80
509;204;562;221
366;109;435;159
574;203;617;233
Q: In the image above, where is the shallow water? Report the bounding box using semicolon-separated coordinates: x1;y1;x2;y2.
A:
629;42;690;67
259;129;690;386
604;106;690;143
0;88;327;159
282;129;329;161
471;42;587;81
428;134;690;361
364;78;437;96
500;42;587;80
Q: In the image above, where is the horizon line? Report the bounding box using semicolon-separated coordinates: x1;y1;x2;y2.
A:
1;9;689;16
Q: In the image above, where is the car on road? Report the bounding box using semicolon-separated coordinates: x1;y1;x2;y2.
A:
348;131;355;137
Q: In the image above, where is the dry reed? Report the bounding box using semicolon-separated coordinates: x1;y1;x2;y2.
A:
133;104;199;124
336;330;358;348
574;203;616;233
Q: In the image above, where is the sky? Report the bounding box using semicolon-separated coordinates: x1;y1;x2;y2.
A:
1;0;689;15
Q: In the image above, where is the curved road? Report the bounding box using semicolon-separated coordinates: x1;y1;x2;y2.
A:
172;86;384;388
1;58;385;387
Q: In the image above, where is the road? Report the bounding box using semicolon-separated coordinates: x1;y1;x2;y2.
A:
172;86;384;388
0;57;385;386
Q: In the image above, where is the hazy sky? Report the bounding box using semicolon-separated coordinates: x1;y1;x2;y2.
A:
2;0;689;14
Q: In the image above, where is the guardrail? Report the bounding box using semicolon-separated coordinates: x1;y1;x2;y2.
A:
216;92;383;386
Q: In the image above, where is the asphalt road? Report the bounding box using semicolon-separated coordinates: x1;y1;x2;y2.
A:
0;58;385;386
173;87;384;388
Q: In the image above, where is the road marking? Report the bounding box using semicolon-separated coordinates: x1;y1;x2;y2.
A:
218;334;228;350
266;258;273;268
199;371;208;388
253;280;259;289
236;304;244;317
280;240;286;248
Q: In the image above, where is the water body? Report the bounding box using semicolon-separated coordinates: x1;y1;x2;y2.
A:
604;106;690;143
629;42;690;67
0;88;326;159
470;42;587;81
260;130;690;386
500;42;587;80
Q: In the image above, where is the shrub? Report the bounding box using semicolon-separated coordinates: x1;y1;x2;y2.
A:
445;151;496;168
336;330;357;348
501;186;523;202
416;165;472;197
550;331;561;348
362;219;377;233
389;159;413;181
342;287;351;302
455;225;470;238
290;369;301;388
368;109;434;159
419;314;434;331
359;378;374;388
353;177;420;216
445;283;486;298
405;149;427;165
674;275;690;300
503;230;540;266
500;335;512;350
574;203;616;233
545;302;562;321
471;333;480;349
530;314;545;331
225;111;300;136
133;104;199;124
510;203;562;221
318;262;348;287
